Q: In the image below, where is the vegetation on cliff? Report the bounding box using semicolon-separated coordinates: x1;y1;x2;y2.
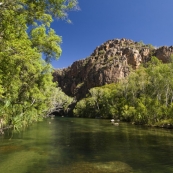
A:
0;0;78;133
53;38;173;102
74;56;173;127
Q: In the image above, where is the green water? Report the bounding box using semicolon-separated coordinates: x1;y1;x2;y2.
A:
0;117;173;173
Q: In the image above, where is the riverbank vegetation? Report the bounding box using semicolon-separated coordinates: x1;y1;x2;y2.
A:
74;56;173;128
0;0;78;133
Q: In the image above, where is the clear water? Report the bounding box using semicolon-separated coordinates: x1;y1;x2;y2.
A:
0;117;173;173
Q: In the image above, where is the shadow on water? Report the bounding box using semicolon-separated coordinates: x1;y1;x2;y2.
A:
0;117;173;173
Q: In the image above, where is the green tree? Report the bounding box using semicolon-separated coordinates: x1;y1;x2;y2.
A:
0;0;78;62
48;87;73;115
74;56;173;126
0;0;79;132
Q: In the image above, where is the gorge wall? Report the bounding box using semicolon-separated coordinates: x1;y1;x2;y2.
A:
53;38;173;101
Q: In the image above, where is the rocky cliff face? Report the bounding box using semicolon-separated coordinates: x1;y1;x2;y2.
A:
53;38;173;100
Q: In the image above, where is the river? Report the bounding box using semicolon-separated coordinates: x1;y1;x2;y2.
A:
0;117;173;173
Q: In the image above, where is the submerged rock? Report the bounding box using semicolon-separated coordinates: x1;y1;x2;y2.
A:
45;161;134;173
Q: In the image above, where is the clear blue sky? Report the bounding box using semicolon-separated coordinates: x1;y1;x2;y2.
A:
51;0;173;69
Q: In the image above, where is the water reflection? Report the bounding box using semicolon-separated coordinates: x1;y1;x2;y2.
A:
0;117;173;173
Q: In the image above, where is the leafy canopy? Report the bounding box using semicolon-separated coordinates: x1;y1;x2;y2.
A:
0;0;78;132
74;56;173;126
0;0;79;62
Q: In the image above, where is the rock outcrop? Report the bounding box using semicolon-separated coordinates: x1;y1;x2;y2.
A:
53;38;173;101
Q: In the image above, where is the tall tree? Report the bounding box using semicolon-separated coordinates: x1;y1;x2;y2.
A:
0;0;78;132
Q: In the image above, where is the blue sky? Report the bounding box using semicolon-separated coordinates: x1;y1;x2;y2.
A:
51;0;173;69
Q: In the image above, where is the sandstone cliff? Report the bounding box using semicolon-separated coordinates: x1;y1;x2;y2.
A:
53;38;173;101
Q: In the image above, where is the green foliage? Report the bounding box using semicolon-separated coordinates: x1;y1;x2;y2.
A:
136;40;145;48
48;87;73;114
122;105;136;122
147;44;155;50
74;56;173;127
0;0;78;62
0;36;56;130
30;25;62;62
74;84;121;119
98;50;105;55
0;0;78;131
